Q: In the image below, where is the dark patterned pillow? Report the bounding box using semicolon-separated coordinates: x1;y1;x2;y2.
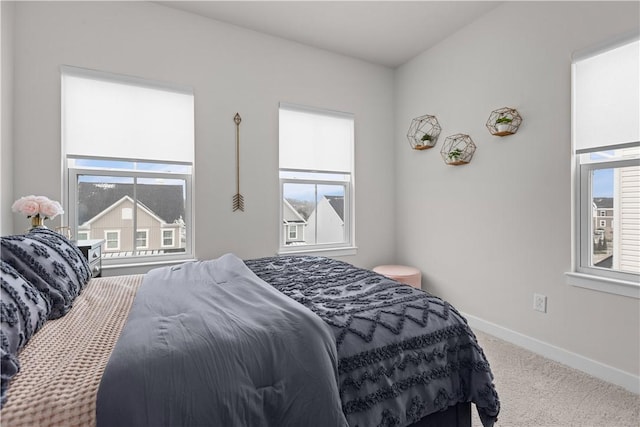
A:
0;228;91;320
0;260;49;408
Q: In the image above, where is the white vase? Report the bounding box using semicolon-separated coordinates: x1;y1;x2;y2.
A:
496;123;511;133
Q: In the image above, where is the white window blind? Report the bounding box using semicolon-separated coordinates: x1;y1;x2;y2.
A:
572;38;640;153
279;103;354;173
62;66;194;163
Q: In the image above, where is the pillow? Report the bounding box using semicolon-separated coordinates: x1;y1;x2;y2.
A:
0;228;91;320
0;260;49;408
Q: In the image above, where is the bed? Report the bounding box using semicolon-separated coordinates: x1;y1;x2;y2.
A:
0;228;499;427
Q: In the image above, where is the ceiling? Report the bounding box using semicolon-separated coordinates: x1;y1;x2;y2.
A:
157;1;502;68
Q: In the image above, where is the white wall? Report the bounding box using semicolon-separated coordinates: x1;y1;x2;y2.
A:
395;1;639;382
1;1;14;235
9;1;396;269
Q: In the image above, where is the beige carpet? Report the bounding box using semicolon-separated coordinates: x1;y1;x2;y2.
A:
470;330;640;427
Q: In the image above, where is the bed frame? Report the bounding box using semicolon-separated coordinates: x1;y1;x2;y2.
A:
413;402;471;427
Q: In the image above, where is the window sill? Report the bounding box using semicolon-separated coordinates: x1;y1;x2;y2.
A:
278;246;358;258
565;272;639;299
102;257;196;276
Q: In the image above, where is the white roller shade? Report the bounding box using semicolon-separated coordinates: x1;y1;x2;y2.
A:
62;66;194;163
279;103;354;173
573;38;640;153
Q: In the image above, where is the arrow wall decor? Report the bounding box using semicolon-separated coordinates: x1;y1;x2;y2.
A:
232;113;245;212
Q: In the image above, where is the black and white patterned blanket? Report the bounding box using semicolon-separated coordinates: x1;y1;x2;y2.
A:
245;256;500;427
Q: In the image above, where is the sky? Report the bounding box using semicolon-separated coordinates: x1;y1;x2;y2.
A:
592;169;613;198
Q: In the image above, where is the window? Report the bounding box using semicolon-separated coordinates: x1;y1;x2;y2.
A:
279;103;355;255
161;229;175;248
571;36;640;291
68;160;191;260
288;225;298;240
136;230;149;249
62;66;194;266
122;208;133;220
76;231;89;241
105;230;120;251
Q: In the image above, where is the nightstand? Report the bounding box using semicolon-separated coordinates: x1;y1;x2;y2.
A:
76;239;104;278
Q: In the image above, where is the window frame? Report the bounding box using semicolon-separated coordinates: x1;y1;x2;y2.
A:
279;170;355;256
67;157;193;266
161;229;175;248
278;103;356;256
567;33;640;298
576;151;639;283
136;229;149;250
288;224;298;240
104;230;120;251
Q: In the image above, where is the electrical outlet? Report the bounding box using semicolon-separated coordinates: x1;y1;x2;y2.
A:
533;293;547;313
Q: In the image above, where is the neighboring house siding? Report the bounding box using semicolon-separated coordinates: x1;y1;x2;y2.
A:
306;197;344;244
283;199;306;244
81;197;182;253
615;164;640;273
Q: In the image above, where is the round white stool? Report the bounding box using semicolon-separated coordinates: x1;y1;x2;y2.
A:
372;265;421;288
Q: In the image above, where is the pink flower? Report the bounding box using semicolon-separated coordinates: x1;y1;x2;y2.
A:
12;197;40;216
39;200;64;219
12;195;64;219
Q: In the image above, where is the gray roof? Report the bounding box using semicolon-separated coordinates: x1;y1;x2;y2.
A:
593;197;613;209
326;195;344;221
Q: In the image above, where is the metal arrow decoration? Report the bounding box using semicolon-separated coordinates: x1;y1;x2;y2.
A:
232;113;245;212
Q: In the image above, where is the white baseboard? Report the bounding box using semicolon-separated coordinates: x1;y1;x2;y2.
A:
462;312;640;394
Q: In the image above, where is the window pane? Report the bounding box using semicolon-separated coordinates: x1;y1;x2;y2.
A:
76;173;187;258
283;182;346;246
590;166;640;274
162;230;174;247
105;231;119;250
70;157;191;174
136;178;186;255
136;230;148;248
314;184;345;244
283;183;314;246
78;175;133;254
279;170;350;182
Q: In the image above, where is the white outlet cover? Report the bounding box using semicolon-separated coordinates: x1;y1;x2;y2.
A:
533;294;547;312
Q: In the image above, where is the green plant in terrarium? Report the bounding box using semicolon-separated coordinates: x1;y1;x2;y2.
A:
495;116;513;124
421;133;433;142
448;148;463;160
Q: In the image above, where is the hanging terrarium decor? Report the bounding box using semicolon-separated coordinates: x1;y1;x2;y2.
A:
486;107;522;136
406;114;442;150
440;134;476;165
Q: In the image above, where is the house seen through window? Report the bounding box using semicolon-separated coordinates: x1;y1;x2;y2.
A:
279;103;355;254
62;66;194;265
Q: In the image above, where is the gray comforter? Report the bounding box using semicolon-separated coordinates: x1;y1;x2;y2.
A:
96;254;348;427
246;256;500;427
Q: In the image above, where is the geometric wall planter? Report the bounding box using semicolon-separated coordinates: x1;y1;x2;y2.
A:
486;107;522;137
440;133;476;165
407;114;442;150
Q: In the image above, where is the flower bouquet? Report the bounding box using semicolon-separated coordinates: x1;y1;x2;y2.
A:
12;195;64;229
